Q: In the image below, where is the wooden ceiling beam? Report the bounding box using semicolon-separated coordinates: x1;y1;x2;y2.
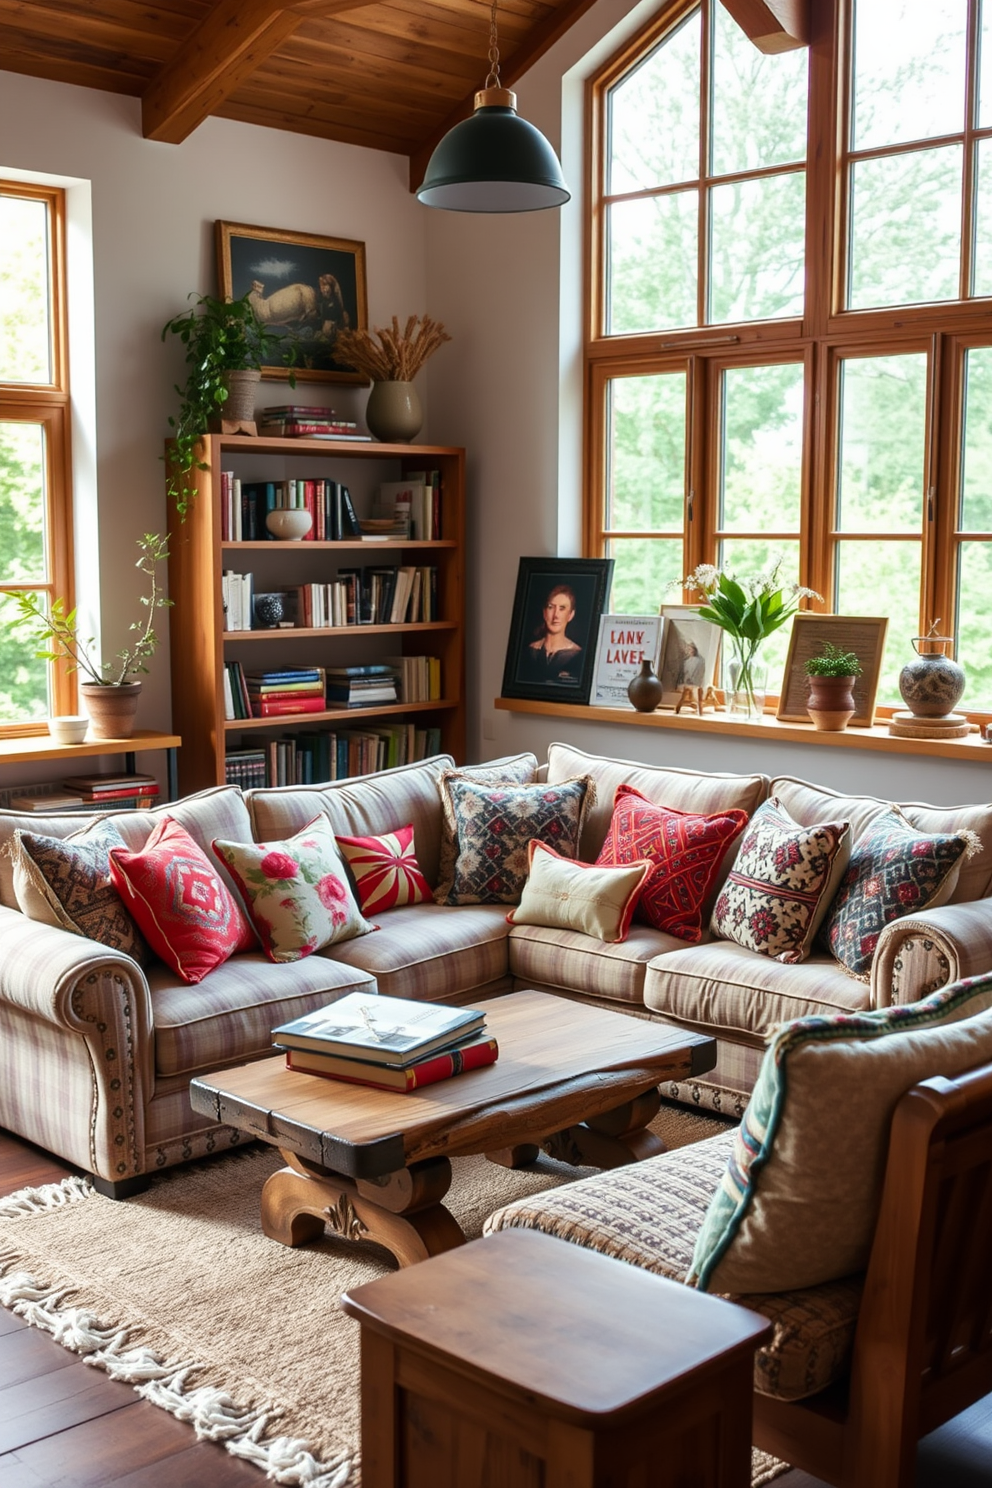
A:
408;0;603;192
721;0;809;54
141;0;373;145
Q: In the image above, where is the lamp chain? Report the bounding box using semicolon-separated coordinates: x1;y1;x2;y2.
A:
484;0;501;89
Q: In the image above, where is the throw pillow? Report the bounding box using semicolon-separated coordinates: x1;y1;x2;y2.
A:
335;824;432;914
433;754;540;899
108;817;256;984
595;783;748;944
506;840;653;942
710;797;851;964
688;970;992;1294
435;774;592;905
10;819;149;964
213;816;375;963
821;806;978;980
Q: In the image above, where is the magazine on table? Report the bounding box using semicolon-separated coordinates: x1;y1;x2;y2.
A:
272;991;486;1066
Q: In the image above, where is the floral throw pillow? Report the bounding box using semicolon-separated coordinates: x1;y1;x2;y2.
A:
11;818;149;964
335;824;432;914
820;806;978;980
710;796;851;964
213;816;375;963
108;816;255;984
435;774;592;905
595;784;748;944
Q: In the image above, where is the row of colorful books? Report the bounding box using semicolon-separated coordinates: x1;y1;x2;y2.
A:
273;991;497;1093
223;662;442;721
9;772;160;813
222;565;438;632
219;465;443;544
224;723;443;789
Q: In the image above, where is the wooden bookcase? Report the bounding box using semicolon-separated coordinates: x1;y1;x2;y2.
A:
166;434;465;796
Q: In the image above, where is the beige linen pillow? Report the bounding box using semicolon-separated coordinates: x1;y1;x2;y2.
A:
506;840;653;942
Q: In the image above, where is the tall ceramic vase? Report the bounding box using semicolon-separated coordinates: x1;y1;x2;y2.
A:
365;380;423;443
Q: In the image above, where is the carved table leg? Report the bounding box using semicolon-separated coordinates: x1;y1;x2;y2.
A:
485;1142;542;1169
543;1087;665;1170
260;1150;465;1268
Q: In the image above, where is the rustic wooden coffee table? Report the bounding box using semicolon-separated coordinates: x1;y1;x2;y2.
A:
189;990;715;1268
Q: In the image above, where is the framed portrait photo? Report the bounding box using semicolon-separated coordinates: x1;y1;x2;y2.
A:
500;558;614;704
657;606;721;707
777;613;889;726
216;220;368;383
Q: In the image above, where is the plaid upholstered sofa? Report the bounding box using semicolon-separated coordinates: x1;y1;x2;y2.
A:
1;744;990;1193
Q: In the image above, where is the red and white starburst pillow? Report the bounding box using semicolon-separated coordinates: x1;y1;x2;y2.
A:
108;816;257;984
335;824;432;914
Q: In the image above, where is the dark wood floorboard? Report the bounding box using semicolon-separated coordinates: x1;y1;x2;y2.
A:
0;1125;990;1486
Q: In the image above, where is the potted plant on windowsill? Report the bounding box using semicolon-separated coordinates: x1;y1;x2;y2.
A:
161;291;295;518
11;534;172;740
805;643;863;731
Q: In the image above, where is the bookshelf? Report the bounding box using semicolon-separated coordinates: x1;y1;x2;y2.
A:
166;434;465;796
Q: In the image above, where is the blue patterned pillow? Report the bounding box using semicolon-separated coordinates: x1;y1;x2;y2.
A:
821;806;978;980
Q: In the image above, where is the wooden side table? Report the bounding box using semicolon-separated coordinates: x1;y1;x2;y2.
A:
341;1227;771;1488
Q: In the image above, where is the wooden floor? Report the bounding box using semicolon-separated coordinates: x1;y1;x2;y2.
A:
0;1127;990;1486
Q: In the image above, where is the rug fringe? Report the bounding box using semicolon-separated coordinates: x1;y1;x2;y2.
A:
0;1244;354;1486
0;1174;92;1217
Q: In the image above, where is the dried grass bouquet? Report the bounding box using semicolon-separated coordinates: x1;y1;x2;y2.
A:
334;315;451;383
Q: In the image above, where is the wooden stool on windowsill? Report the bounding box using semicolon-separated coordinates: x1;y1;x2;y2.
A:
341;1227;771;1488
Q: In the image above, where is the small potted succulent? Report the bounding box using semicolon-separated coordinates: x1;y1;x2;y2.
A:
804;642;863;731
11;533;171;740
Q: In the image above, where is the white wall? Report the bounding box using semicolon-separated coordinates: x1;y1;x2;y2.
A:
423;0;992;805
0;72;426;787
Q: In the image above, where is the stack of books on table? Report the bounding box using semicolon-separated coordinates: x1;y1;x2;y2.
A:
272;991;498;1093
257;406;370;441
324;664;398;708
244;668;326;718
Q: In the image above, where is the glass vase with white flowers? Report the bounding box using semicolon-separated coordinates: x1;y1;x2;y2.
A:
679;559;821;718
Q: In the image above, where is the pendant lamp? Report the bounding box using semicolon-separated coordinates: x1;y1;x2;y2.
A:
417;0;570;212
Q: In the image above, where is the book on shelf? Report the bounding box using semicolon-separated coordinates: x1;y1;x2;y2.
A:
285;1033;499;1092
61;773;157;793
68;785;161;804
9;791;90;812
385;654;442;703
259;405;349;419
272;991;485;1066
325;664;398;707
258;424;368;440
251;695;327;718
224;722;443;790
224;748;267;790
222;570;254;631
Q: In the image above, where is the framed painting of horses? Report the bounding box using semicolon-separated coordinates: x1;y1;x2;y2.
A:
216;221;368;383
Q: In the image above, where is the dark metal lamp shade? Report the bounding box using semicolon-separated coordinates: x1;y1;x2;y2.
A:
417;89;570;212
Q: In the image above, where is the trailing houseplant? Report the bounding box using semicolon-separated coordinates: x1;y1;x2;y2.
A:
11;533;171;738
161;291;294;516
804;641;862;732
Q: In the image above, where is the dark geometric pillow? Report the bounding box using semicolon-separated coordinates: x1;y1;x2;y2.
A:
11;819;149;963
435;774;591;905
821;807;977;980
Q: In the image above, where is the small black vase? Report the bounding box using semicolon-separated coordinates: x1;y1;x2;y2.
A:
627;659;664;712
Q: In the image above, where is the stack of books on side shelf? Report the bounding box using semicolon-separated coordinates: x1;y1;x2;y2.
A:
387;654;441;703
10;774;161;812
256;406;368;440
272;991;498;1093
245;668;326;718
224;722;443;788
220;472;365;542
324;665;398;708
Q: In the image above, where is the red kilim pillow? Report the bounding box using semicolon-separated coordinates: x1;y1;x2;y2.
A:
109;816;256;984
335;824;432;914
596;784;749;944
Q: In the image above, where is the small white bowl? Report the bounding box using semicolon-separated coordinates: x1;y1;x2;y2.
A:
266;508;313;541
48;715;89;745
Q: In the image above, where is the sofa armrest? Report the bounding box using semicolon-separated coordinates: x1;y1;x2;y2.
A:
870;899;992;1008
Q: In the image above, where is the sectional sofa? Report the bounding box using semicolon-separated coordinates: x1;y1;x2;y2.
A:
0;742;990;1192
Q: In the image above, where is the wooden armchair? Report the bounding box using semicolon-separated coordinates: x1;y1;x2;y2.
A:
753;1057;992;1488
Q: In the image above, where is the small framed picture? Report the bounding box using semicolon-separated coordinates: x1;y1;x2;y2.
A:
590;614;664;707
657;606;721;707
777;614;889;726
500;558;614;704
216;220;368;383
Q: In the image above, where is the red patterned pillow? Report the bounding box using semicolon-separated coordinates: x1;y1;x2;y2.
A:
596;784;748;944
109;817;256;984
335;824;431;914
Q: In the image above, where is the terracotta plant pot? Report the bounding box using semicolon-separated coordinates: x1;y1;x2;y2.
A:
806;675;856;732
80;681;142;740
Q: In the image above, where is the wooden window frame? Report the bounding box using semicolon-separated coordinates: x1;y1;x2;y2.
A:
0;180;75;736
584;0;992;722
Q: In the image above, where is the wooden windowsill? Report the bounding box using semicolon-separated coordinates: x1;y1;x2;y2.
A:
0;729;181;767
494;697;992;763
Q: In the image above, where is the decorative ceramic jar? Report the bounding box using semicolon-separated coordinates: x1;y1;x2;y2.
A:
47;715;89;745
266;508;313;541
253;593;286;629
806;675;857;732
79;682;141;741
365;380;423;443
627;659;663;712
898;629;965;718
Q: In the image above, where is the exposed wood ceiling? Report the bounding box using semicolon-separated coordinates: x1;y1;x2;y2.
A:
0;1;807;188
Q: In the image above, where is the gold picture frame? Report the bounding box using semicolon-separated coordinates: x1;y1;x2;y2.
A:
216;220;368;383
777;614;889;726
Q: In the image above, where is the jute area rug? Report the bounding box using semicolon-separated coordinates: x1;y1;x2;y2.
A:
0;1102;788;1488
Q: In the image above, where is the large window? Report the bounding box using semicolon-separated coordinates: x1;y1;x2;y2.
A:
0;181;74;731
587;0;992;712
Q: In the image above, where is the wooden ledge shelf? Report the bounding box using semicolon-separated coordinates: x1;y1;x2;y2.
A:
225;699;458;732
0;729;181;766
494;697;992;763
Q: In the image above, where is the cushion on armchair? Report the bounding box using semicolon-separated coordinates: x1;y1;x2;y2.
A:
688;970;992;1294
